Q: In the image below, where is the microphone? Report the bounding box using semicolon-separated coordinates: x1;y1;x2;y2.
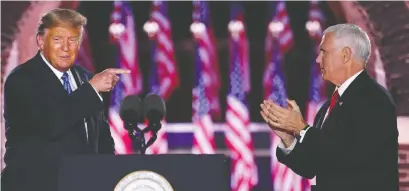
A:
119;95;143;132
119;95;146;153
143;93;166;130
142;93;166;148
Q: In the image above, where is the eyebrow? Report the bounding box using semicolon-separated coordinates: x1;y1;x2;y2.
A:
51;35;79;39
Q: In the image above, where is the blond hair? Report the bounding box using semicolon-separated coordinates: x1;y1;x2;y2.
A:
37;8;87;36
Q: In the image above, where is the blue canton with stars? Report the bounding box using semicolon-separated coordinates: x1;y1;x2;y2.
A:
309;42;325;104
193;43;210;120
193;1;210;26
229;41;246;105
149;39;160;95
268;42;288;108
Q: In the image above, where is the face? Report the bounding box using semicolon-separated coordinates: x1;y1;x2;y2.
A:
37;26;81;72
316;32;351;86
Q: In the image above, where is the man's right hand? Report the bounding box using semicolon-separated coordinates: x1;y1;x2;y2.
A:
89;68;130;92
260;101;295;148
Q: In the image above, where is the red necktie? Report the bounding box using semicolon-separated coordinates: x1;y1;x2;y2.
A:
328;89;339;115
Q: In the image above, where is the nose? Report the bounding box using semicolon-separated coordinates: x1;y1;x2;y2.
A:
62;40;69;52
316;52;322;65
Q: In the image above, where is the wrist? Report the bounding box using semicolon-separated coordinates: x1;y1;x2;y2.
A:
295;124;310;140
282;136;295;148
295;120;308;135
88;80;99;92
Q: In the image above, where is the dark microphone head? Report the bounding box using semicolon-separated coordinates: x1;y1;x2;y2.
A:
142;93;166;122
119;95;143;127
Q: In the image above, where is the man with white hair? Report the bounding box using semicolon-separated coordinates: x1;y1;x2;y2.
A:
260;23;399;191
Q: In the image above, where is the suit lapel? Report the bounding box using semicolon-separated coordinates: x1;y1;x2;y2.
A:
70;67;84;87
320;70;370;130
315;101;330;129
33;52;68;98
321;100;342;130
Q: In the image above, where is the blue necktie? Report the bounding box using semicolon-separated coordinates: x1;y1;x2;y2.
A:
61;72;72;94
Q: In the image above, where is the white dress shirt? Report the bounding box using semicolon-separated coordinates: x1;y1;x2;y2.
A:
278;70;364;155
40;53;102;142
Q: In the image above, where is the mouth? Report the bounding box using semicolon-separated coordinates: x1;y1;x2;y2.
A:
60;56;70;60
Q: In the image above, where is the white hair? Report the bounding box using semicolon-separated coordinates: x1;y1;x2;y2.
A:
323;23;371;64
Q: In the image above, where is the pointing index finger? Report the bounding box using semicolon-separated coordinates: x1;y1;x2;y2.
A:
106;68;131;74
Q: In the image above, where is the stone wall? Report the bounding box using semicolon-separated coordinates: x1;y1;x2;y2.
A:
400;145;409;191
358;1;409;117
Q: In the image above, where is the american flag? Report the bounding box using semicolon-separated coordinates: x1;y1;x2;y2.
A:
192;1;221;120
306;0;326;136
108;0;143;154
304;2;326;189
307;1;325;42
225;2;258;191
75;28;95;73
271;1;294;55
264;2;304;191
148;1;179;100
264;1;294;100
191;1;216;155
145;1;177;154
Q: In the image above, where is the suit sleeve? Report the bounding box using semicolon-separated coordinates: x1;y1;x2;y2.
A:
98;111;115;154
4;74;103;140
276;128;320;179
275;103;329;179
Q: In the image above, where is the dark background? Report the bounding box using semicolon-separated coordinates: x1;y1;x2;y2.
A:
78;1;338;123
4;2;409;190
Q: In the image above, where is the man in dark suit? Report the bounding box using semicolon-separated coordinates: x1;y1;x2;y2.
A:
1;9;130;191
260;23;399;191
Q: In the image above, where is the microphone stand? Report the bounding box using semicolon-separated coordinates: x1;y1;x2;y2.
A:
133;127;147;155
124;122;147;155
125;122;161;155
140;122;161;154
144;122;161;149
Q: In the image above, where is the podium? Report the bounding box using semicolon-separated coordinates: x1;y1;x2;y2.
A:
57;154;230;191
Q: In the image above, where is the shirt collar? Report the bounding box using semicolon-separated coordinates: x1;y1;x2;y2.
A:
40;52;68;80
337;69;364;96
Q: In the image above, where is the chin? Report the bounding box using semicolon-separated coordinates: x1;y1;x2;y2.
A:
321;74;327;81
57;63;74;70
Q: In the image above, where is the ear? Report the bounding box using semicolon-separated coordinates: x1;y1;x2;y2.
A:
342;46;352;64
36;34;45;50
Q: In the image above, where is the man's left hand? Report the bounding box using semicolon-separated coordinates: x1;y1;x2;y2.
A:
261;99;307;135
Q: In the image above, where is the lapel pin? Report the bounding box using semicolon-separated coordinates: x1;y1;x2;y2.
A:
339;102;343;106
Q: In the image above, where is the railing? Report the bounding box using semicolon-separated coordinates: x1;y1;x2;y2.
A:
162;122;270;133
141;122;273;156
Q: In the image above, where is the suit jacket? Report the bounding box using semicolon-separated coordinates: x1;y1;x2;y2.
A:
1;52;115;191
277;71;399;191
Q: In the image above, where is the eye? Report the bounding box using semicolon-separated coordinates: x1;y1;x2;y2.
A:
320;50;326;56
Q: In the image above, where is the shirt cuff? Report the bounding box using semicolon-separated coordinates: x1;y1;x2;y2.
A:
278;138;297;155
299;126;312;143
91;85;103;101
